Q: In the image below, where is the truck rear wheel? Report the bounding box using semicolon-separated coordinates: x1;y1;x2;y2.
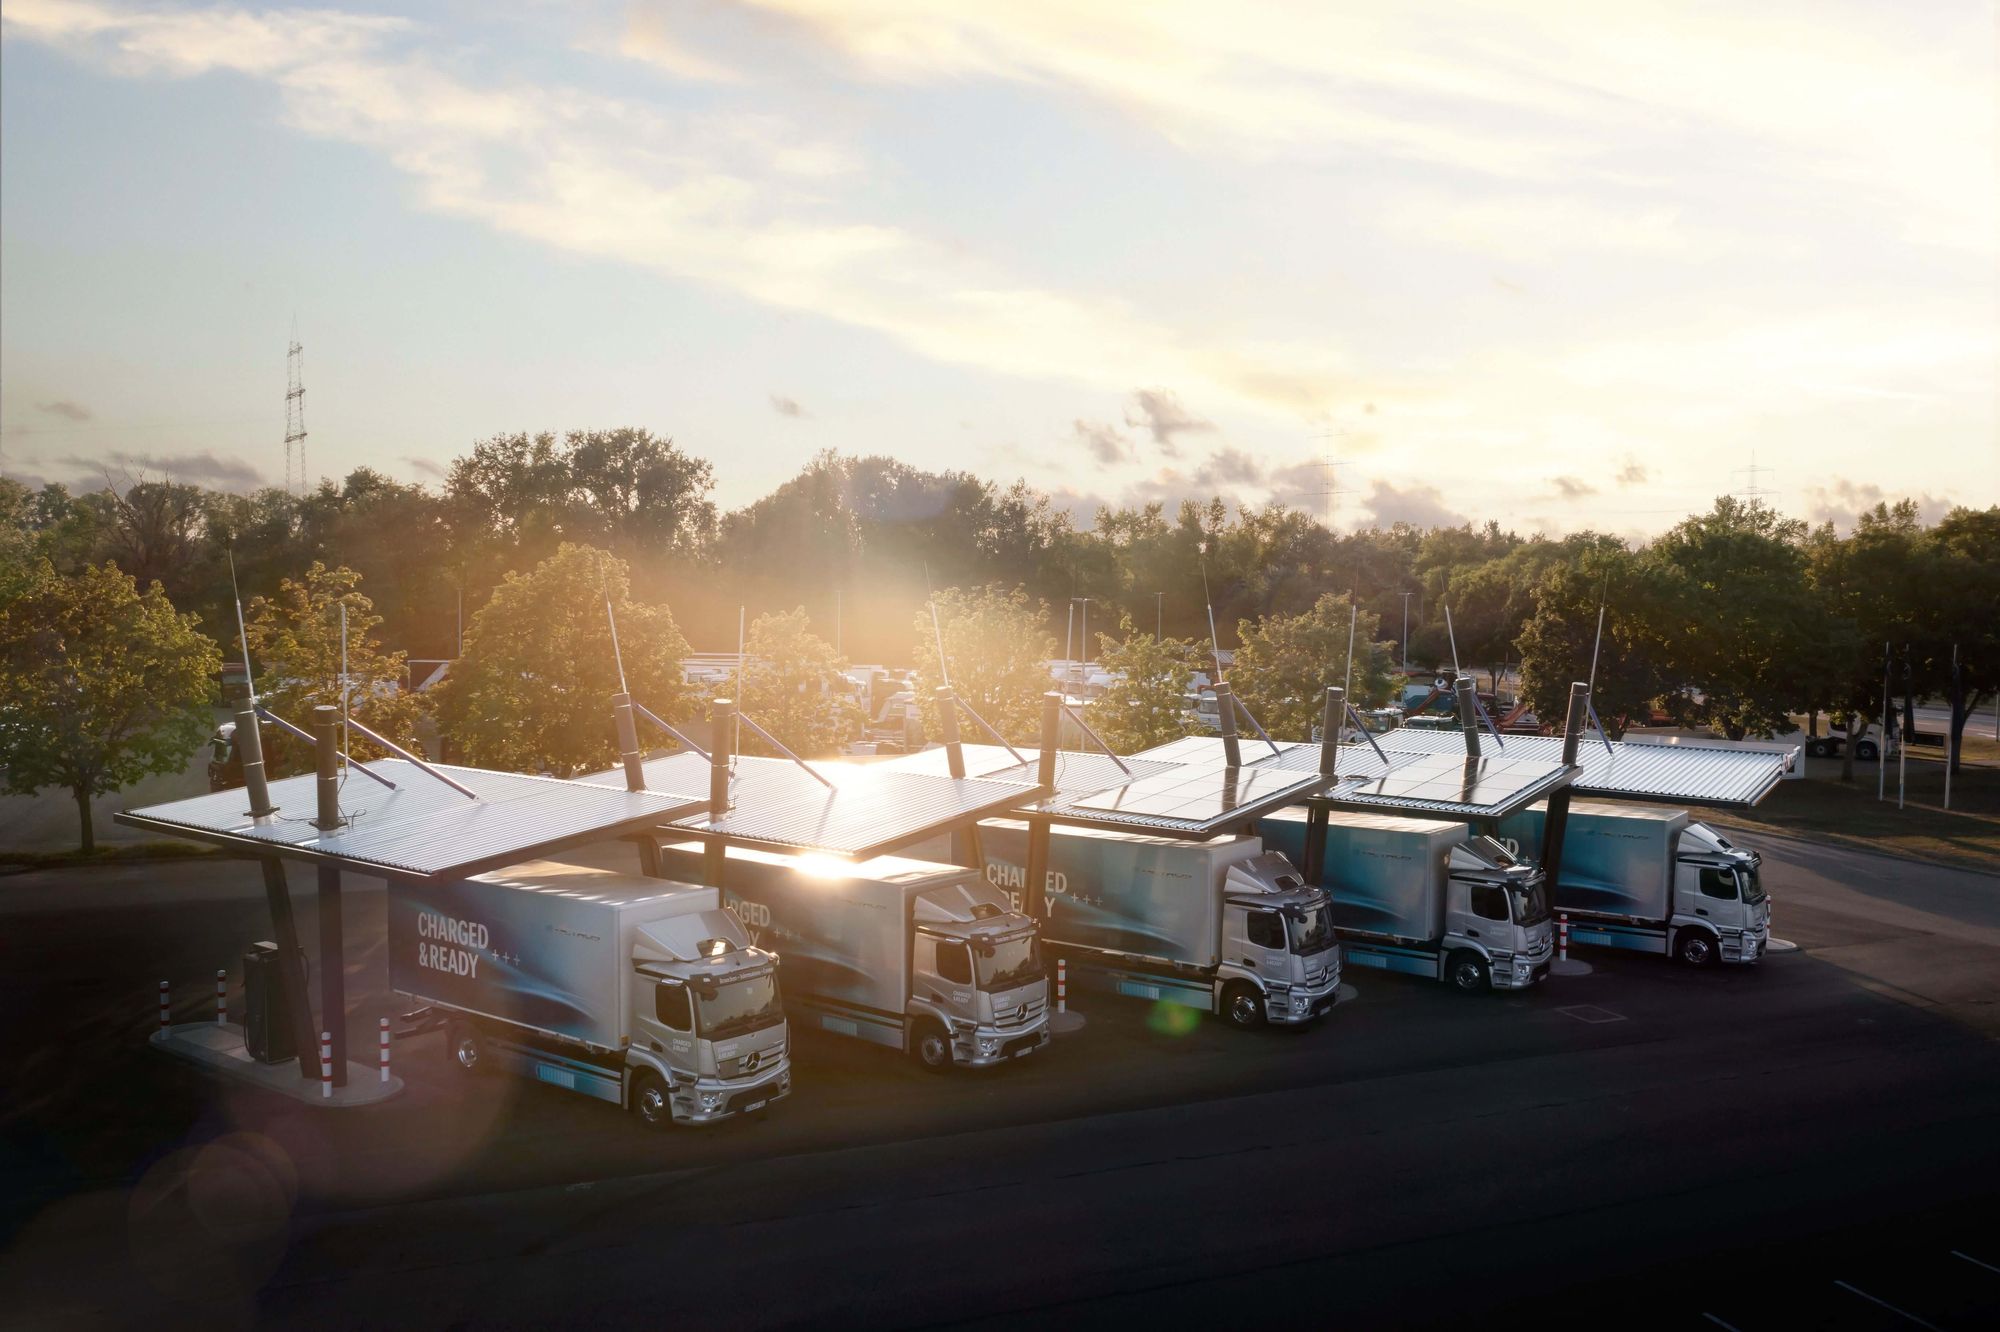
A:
446;1021;483;1075
1222;982;1265;1030
912;1020;954;1073
631;1071;673;1129
1676;929;1718;968
1447;952;1489;994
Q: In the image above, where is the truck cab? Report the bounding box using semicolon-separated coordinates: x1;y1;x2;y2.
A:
627;910;791;1125
1670;823;1769;965
1217;852;1343;1027
1442;838;1555;991
909;878;1051;1068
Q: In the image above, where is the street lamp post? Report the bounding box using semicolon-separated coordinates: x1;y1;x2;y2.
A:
1156;592;1163;643
1073;597;1093;687
1400;592;1413;673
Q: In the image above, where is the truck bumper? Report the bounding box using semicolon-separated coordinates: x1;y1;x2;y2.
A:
1268;975;1343;1025
1491;950;1553;990
955;1020;1050;1067
1722;930;1768;965
674;1064;792;1125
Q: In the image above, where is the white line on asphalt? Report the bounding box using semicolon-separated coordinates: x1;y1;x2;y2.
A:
1952;1249;2000;1275
1701;1313;1743;1331
1832;1280;1941;1329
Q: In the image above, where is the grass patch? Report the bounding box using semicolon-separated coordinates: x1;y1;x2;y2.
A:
1709;753;2000;871
0;841;223;870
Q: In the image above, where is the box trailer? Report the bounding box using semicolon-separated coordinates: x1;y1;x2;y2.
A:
389;860;791;1127
656;844;1049;1071
1258;808;1553;993
1496;801;1769;966
974;821;1340;1029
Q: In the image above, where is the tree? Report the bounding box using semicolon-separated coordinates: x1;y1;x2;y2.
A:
1516;544;1675;735
1646;498;1822;739
0;561;219;851
912;586;1054;746
243;562;426;773
737;608;855;758
436;544;692;777
1230;592;1396;740
1089;617;1201;753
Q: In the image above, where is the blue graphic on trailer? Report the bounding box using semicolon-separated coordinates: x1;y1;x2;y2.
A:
387;879;600;1041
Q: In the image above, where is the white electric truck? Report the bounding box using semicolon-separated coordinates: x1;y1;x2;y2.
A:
656;843;1050;1071
1258;808;1554;993
975;821;1341;1030
389;860;792;1128
1497;800;1769;967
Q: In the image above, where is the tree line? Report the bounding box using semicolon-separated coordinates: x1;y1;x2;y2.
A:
4;430;1995;850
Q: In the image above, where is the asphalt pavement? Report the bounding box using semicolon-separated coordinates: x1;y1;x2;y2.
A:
1;832;1997;1330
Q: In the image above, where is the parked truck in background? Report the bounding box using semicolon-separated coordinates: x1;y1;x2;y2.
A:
1257;808;1554;994
656;844;1050;1071
1496;801;1769;967
389;860;791;1128
975;821;1341;1030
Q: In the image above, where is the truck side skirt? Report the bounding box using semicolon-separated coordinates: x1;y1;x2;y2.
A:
1340;938;1446;980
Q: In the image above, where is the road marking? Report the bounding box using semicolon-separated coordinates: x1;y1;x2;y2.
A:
1952;1249;2000;1275
1554;1004;1626;1024
1832;1280;1941;1330
1701;1313;1743;1331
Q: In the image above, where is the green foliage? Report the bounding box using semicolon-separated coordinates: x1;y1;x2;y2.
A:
1231;592;1396;740
1516;545;1676;735
912;586;1055;746
243;562;426;773
1090;617;1203;753
0;561;219;851
738;608;855;759
436;544;692;777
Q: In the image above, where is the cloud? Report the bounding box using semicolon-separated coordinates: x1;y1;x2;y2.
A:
1803;479;1954;533
1353;478;1467;529
1615;458;1648;487
1070;420;1128;467
1123;389;1214;454
62;449;264;491
404;455;446;479
1549;475;1596;500
36;399;92;421
770;394;806;418
0;0;1348;428
1191;447;1266;487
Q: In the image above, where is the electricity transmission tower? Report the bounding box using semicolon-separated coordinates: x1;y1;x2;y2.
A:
284;333;308;494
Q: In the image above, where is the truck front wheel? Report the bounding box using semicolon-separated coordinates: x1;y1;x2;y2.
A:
1222;982;1265;1030
912;1020;954;1073
446;1021;483;1075
1447;952;1490;994
631;1071;673;1129
1676;929;1718;968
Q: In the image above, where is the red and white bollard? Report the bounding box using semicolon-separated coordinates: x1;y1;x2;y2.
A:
1056;958;1067;1015
320;1031;334;1099
1558;913;1570;963
379;1016;392;1084
158;980;171;1034
215;969;228;1026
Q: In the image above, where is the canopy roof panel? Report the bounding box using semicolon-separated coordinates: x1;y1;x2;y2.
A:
581;752;1032;859
115;761;706;881
1355;729;1789;808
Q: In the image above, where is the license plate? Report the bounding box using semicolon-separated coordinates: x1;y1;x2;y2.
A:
741;1099;766;1114
1012;1045;1035;1058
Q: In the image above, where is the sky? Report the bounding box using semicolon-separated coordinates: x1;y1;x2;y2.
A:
2;0;1995;538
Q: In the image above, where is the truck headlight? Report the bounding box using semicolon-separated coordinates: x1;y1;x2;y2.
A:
977;1037;1000;1057
699;1092;721;1111
1289;993;1309;1010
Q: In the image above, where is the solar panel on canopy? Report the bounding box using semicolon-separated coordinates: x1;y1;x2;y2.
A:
580;751;1031;859
115;760;707;880
1318;747;1573;818
1345;729;1789;808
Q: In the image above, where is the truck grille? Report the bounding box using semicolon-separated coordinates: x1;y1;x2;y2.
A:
994;996;1046;1028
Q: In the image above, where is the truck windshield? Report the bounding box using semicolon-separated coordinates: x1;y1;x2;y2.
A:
697;974;782;1040
1288;904;1336;955
1509;881;1551;926
1737;866;1766;903
975;934;1043;991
